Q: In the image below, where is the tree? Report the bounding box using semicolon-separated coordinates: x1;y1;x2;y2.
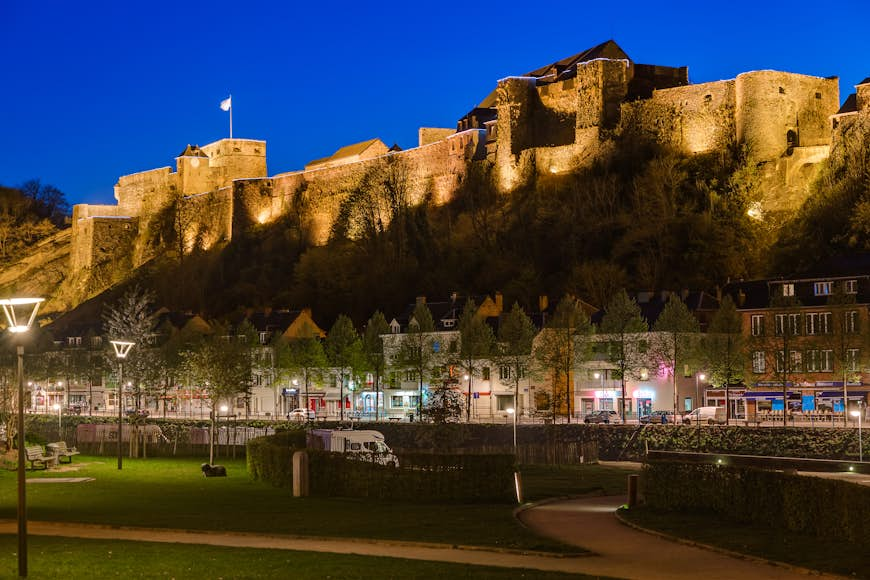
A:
423;379;464;424
497;302;537;418
535;295;592;422
362;311;390;421
394;302;436;420
103;286;159;411
751;293;802;427
703;295;744;424
651;295;700;418
455;299;495;422
182;334;253;463
276;335;327;419
600;290;648;423
324;315;363;422
18;179;70;226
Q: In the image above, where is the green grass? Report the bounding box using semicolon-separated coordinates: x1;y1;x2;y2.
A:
621;507;869;579
0;457;589;553
520;463;636;502
0;535;598;579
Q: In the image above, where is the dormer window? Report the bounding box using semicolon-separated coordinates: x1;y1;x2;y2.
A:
845;279;858;294
259;331;269;345
67;336;82;346
442;319;455;328
782;283;794;297
814;281;833;296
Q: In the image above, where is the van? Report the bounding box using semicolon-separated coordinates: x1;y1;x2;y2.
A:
307;429;400;467
682;406;726;425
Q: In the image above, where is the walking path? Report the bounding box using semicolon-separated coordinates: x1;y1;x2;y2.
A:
1;494;838;579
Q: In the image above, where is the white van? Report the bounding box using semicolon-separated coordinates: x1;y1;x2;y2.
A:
682;406;726;425
307;429;400;467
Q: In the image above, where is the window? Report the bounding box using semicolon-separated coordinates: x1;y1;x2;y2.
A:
847;349;860;372
68;337;82;346
482;367;491;380
496;395;514;411
845;279;858;294
790;350;802;372
499;366;511;381
775;351;785;373
751;315;764;336
782;283;794;297
432;341;440;353
91;336;103;348
814;281;833;296
821;350;833;372
409;395;420;408
258;331;269;344
806;312;830;335
752;351;766;373
846;310;859;334
775;314;800;336
404;370;416;381
390;396;404;408
805;350;820;372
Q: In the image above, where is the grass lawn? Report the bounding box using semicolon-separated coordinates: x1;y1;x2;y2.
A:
0;457;632;554
0;535;600;579
621;507;869;579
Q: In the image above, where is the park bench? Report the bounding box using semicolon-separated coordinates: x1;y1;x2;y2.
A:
47;441;80;464
25;445;57;470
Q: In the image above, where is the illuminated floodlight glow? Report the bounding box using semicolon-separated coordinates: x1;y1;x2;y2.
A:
506;408;515;415
0;297;44;333
851;410;860;417
220;404;229;414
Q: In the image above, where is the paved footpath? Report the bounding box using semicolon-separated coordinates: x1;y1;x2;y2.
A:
0;499;840;579
519;495;839;579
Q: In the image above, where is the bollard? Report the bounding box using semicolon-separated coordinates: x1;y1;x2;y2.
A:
292;450;309;497
627;474;639;508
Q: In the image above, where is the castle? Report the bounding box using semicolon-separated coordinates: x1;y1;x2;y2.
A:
68;41;868;296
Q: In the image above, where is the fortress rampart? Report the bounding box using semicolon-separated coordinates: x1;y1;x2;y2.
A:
69;41;864;297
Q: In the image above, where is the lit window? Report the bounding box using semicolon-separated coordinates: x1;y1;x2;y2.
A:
782;283;794;297
814;281;832;296
846;311;859;334
790;350;802;372
499;366;511;381
821;350;833;372
805;350;819;372
482;367;491;380
847;349;860;372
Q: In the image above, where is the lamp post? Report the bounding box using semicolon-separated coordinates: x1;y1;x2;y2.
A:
852;408;863;462
506;407;517;452
1;296;44;579
110;340;134;471
464;374;471;422
695;372;706;449
52;403;61;434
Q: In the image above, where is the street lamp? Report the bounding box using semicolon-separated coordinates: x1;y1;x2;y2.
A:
506;407;517;452
52;403;61;433
851;409;863;462
110;340;134;471
1;296;44;578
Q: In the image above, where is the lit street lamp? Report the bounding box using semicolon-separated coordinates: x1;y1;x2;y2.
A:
507;407;517;452
110;340;134;471
851;408;863;462
52;403;61;433
1;296;44;578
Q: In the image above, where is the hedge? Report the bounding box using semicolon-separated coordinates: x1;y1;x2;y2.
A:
642;461;870;549
307;450;516;503
246;430;306;487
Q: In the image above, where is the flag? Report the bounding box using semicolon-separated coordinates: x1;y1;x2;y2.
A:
220;96;232;111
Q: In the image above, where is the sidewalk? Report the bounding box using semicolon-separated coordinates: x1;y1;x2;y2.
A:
518;496;839;579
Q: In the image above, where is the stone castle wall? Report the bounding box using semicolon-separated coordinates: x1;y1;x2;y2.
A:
69;54;853;292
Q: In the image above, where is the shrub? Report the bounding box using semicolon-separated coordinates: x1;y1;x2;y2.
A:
642;462;870;549
246;430;306;487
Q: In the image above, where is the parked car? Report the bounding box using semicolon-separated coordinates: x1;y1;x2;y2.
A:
639;410;676;424
584;410;617;424
287;408;315;422
682;406;726;425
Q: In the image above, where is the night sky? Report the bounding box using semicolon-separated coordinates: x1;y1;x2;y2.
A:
2;0;868;207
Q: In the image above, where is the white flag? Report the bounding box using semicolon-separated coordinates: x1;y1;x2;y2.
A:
220;96;232;111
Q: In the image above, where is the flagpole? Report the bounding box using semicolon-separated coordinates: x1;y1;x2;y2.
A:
229;94;233;139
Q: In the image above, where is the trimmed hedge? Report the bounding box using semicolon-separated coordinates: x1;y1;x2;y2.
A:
307;451;516;503
642;461;870;549
246;430;306;487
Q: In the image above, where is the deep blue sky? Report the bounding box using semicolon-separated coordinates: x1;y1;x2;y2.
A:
2;1;868;207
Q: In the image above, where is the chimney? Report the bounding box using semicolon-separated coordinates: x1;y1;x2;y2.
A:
681;288;689;301
738;290;746;307
416;296;426;306
495;291;503;313
539;295;548;312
